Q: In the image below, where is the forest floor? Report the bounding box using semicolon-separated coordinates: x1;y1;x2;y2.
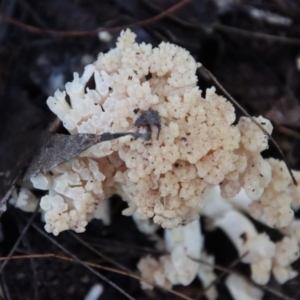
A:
1;0;300;299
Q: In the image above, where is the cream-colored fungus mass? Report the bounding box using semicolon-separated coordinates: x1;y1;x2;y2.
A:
10;29;300;298
27;29;300;237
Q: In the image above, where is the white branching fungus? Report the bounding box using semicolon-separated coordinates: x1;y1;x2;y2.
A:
29;29;236;233
26;29;300;235
138;220;202;288
84;284;104;300
132;212;159;235
201;186;300;286
31;158;111;235
138;219;218;299
225;274;264;300
202;186;276;285
13;29;300;293
10;187;39;212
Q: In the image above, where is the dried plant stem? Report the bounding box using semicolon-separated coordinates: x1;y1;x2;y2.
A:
0;252;194;300
214;23;300;46
191;255;295;300
196;252;248;299
0;199;40;274
142;0;300;46
0;0;191;37
30;223;135;300
69;231;130;272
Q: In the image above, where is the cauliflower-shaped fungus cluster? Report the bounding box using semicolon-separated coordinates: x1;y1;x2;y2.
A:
28;29;300;236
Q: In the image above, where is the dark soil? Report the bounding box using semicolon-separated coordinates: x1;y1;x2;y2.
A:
1;0;300;299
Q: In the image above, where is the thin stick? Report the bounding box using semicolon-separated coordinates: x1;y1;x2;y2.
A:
30;223;135;300
1;252;294;300
196;252;249;299
142;0;300;46
214;23;300;46
0;0;191;37
83;237;162;254
69;231;130;272
0;253;194;300
200;66;297;186
260;285;295;300
191;256;295;300
191;257;238;274
277;125;300;141
0;274;10;300
0;199;40;274
15;217;39;300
